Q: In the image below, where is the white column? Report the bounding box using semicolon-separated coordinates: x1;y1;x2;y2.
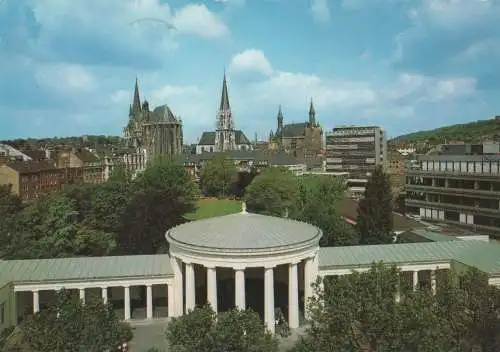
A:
234;267;245;310
146;284;153;319
124;286;131;320
207;266;218;313
264;266;275;334
413;270;419;291
185;262;196;312
171;256;183;316
33;290;40;313
167;284;174;318
288;262;299;329
303;256;313;320
431;270;437;295
101;287;108;304
79;288;85;304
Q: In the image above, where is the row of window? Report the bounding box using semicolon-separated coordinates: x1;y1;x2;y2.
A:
421;160;500;174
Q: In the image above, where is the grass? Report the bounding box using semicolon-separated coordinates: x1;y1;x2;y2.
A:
185;198;242;221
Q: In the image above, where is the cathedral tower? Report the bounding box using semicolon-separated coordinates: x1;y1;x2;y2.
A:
215;72;236;152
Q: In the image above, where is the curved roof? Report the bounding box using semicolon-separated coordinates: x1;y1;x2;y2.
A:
167;211;321;251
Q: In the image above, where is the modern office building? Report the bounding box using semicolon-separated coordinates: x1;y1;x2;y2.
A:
325;125;387;195
405;142;500;236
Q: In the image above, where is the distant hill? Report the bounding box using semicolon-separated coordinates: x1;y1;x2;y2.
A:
391;117;500;144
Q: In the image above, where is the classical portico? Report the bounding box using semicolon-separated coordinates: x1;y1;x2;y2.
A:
166;204;322;333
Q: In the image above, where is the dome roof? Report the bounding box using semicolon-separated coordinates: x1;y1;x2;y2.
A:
167;210;321;252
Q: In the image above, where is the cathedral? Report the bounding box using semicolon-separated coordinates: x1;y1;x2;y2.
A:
124;79;183;161
270;100;324;164
196;73;252;154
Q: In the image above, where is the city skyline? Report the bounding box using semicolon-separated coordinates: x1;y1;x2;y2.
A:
1;0;499;142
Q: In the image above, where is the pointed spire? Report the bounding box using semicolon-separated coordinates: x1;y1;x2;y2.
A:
309;98;315;115
132;77;141;113
309;98;316;126
219;70;230;111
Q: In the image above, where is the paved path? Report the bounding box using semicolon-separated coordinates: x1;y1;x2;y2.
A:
127;319;308;352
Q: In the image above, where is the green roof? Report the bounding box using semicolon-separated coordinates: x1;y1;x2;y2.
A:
319;240;500;275
0;254;172;288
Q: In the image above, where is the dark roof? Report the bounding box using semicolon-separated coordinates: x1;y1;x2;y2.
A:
4;160;59;174
219;73;231;111
20;150;46;161
338;198;426;232
75;149;100;163
282;123;308;138
150;105;179;123
180;150;303;166
198;130;251;146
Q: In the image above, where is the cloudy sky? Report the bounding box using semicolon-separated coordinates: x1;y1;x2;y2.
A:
0;0;499;142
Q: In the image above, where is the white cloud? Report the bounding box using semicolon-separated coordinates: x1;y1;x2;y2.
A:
172;4;229;39
229;49;273;75
34;63;96;92
311;0;331;24
240;50;477;120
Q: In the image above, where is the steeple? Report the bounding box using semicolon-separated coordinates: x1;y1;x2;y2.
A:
132;77;141;113
308;98;316;126
219;70;231;111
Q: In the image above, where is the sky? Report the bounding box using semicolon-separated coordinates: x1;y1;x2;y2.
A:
1;0;500;143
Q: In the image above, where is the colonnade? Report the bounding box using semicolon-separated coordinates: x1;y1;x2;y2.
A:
28;282;174;320
171;252;318;333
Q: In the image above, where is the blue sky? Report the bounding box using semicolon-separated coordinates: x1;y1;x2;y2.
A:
1;0;499;142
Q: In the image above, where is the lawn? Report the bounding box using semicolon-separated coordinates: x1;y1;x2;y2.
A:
185;198;242;221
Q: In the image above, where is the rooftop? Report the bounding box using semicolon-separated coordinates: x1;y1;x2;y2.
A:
167;206;321;252
0;254;172;288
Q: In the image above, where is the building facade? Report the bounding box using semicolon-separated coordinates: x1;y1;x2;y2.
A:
196;73;252;154
124;79;183;162
0;161;64;202
325;125;387;177
405;148;500;235
270;101;323;167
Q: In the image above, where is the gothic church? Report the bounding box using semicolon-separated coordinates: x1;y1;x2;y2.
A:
196;73;252;154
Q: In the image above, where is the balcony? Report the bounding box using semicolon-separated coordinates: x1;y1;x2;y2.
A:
406;169;500;181
405;199;500;218
405;184;500;199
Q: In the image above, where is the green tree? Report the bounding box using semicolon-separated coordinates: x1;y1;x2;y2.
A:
293;265;500;352
166;306;278;352
0;185;23;254
245;167;297;217
2;193;115;259
295;176;358;246
117;159;199;254
356;166;394;244
199;155;238;197
3;290;132;352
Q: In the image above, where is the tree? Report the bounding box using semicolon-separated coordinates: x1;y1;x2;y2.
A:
356;166;394;244
166;306;278;352
199;155;238;197
0;185;23;255
116;159;199;254
245;167;297;217
2;193;115;259
293;264;500;352
3;290;132;352
233;169;259;198
295;176;358;246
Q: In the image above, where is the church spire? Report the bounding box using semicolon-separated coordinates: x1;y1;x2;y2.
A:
308;98;316;126
132;77;141;113
219;70;231;111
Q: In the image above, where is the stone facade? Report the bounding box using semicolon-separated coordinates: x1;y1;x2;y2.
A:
124;79;183;163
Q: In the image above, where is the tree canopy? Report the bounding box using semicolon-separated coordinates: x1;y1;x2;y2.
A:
165;306;278;352
293;264;500;352
245;167;298;217
199;154;238;197
356;166;394;245
1;290;133;352
0;158;200;259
